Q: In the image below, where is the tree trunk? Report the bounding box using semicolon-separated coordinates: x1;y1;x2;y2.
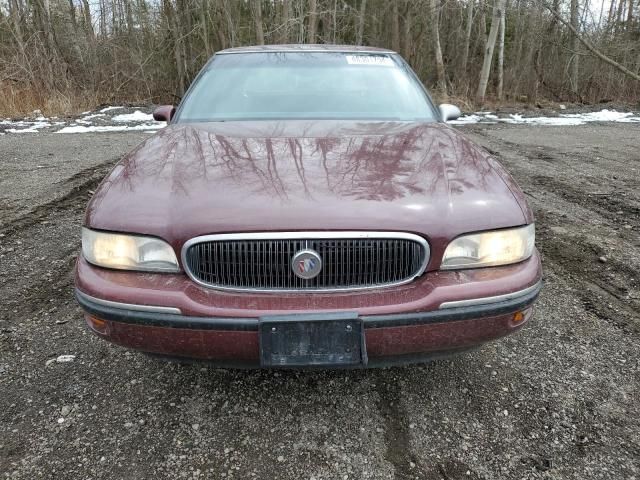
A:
253;0;265;45
607;0;617;30
430;0;447;96
570;0;580;94
308;0;318;43
164;0;186;95
68;0;86;64
356;0;367;45
222;0;236;47
281;0;291;43
332;0;338;43
81;0;95;42
615;0;625;26
124;0;134;37
215;6;228;50
477;0;506;103
68;0;78;31
402;1;412;60
461;0;474;73
111;0;118;35
297;0;305;42
392;1;400;51
8;0;25;55
479;0;488;48
497;1;506;100
99;0;106;36
38;0;57;57
200;0;211;56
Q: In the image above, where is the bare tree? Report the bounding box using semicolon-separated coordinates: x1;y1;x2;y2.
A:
200;0;211;56
163;0;187;95
461;0;474;73
7;0;26;56
430;0;447;97
477;0;506;102
252;0;265;45
497;1;506;100
401;1;412;60
392;1;400;52
570;0;580;94
281;0;291;43
307;0;318;43
356;0;367;46
545;3;640;82
80;0;95;44
479;0;488;48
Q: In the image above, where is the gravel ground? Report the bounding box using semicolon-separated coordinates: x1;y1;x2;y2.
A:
0;123;638;479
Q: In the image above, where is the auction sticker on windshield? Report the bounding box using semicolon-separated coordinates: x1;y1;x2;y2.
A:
345;55;394;66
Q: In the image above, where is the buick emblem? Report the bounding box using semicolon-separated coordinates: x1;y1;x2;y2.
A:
291;249;322;280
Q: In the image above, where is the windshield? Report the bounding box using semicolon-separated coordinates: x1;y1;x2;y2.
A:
175;52;437;122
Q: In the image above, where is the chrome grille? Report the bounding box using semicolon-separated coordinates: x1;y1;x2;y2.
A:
182;232;429;292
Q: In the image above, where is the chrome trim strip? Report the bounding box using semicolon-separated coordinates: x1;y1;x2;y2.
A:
216;49;394;55
438;280;542;309
76;290;182;315
181;231;430;293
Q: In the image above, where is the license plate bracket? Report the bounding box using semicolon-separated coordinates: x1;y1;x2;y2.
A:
259;312;366;367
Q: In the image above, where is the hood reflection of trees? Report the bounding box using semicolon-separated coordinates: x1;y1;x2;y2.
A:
110;122;496;205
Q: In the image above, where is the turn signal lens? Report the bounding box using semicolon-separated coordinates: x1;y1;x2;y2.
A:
85;315;109;335
82;227;179;272
441;224;535;270
512;311;525;325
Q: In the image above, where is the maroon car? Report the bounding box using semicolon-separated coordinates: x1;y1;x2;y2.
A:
75;45;541;367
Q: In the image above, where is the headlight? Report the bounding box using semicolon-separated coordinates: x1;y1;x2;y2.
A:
441;224;535;269
82;227;179;272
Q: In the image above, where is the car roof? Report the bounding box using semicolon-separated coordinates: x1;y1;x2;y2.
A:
216;44;396;55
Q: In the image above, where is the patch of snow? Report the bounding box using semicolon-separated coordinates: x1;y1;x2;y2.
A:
57;123;164;133
1;119;52;133
99;106;126;113
451;109;640;126
561;109;640;123
112;110;155;123
449;114;489;125
7;128;41;133
503;114;586;126
1;120;50;128
81;113;106;121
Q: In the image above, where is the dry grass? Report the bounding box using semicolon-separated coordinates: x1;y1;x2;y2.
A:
0;82;165;118
0;84;122;118
433;94;476;111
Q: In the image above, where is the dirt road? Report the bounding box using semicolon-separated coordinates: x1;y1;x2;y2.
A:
1;124;638;479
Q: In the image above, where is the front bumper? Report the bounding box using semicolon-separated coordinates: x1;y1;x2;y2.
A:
75;277;541;367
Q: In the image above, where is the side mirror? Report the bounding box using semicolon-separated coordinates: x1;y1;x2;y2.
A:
153;105;176;122
439;104;461;122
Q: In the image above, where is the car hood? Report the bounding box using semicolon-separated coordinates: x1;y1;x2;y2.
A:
86;120;530;256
